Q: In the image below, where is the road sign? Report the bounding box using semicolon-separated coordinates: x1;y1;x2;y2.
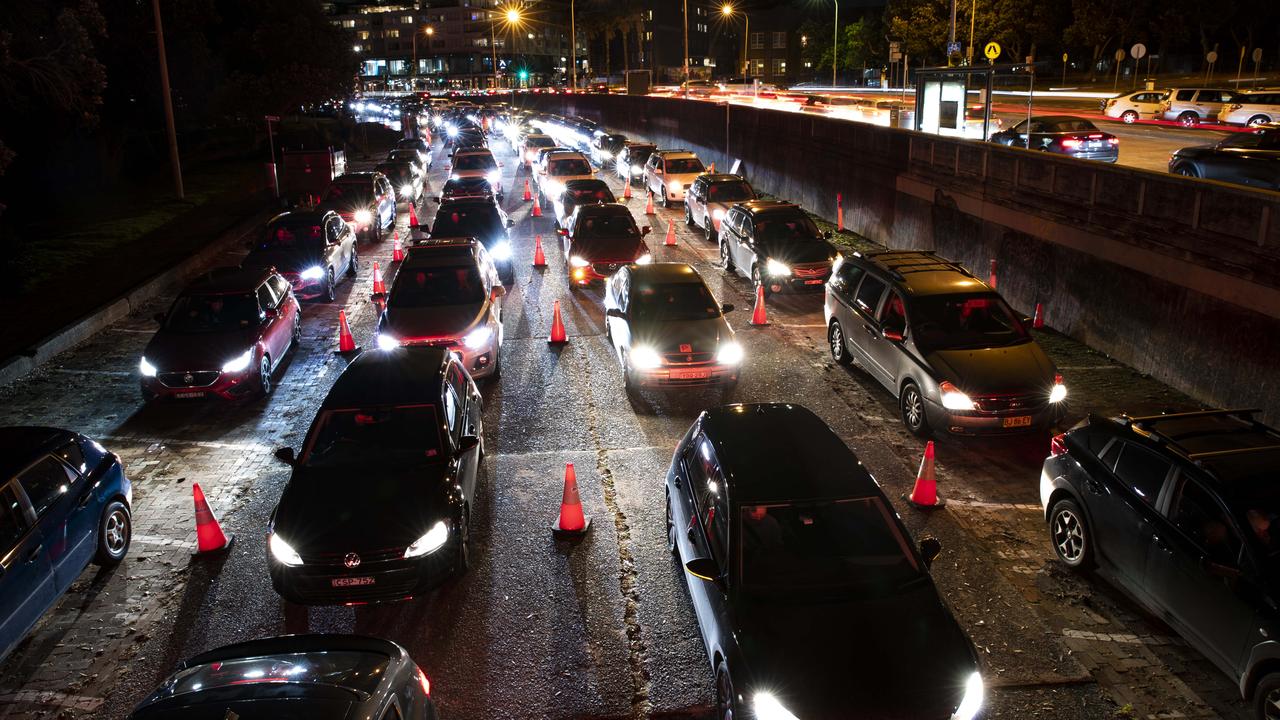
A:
1114;49;1126;62
984;42;1001;61
947;41;961;56
1062;53;1068;62
1206;50;1218;63
265;115;281;122
1130;43;1147;60
1254;48;1264;63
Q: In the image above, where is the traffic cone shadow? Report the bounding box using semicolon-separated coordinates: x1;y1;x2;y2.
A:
905;441;945;509
192;482;235;556
552;462;591;539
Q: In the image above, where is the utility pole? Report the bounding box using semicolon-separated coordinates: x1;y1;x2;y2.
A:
491;14;500;89
966;0;976;64
683;0;690;95
832;0;839;87
570;0;577;89
151;0;184;199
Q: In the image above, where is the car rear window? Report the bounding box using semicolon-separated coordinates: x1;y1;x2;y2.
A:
575;212;639;239
567;185;614;204
431;206;503;238
1043;119;1099;133
164;651;389;699
166;294;261;332
322;182;372;204
304;405;444;467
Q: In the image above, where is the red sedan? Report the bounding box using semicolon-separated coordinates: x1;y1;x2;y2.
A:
558;203;651;290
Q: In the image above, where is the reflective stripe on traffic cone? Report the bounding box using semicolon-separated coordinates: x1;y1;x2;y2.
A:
644;191;655;215
548;300;568;345
1033;303;1044;329
552;462;591;538
392;232;405;262
336;309;358;354
749;285;768;326
664;218;677;246
906;441;945;509
533;235;547;267
523;179;533;202
192;482;234;555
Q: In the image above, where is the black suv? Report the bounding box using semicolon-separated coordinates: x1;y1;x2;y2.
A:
427;199;515;284
1041;409;1280;719
719;200;835;296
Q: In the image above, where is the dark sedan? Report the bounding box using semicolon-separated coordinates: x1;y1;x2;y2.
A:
244;211;357;302
0;428;132;661
428;199;516;284
140;267;300;401
126;634;439;719
268;347;482;605
1168;126;1280;190
604;263;741;393
991;116;1120;162
667;403;984;720
438;177;497;203
552;178;616;228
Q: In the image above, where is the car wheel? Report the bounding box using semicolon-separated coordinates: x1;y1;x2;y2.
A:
751;265;772;298
94;500;131;566
1174;163;1200;178
372;217;383;243
1254;672;1280;720
828;321;853;366
346;249;359;278
291;314;302;347
720;242;734;272
1121;110;1138;124
661;193;669;208
684;203;695;227
665;492;678;557
714;663;737;720
704;217;716;243
1049;498;1095;570
1178;111;1199;127
323;269;337;303
454;509;471;573
899;381;932;438
1248;114;1272;127
256;355;272;398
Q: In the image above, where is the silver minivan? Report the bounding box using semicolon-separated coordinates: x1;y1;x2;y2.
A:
1158;88;1236;126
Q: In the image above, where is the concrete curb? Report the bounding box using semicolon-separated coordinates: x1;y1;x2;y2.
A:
0;202;274;389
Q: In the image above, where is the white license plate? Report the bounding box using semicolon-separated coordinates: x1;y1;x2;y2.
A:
331;576;375;587
1002;415;1033;428
174;392;205;399
670;369;711;380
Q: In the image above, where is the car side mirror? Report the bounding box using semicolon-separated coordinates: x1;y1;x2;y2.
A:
684;557;722;584
720;303;735;314
882;328;904;342
455;434;481;457
263;308;279;319
490;286;507;300
641;226;651;236
824;230;834;239
919;536;942;568
153;312;166;324
506;218;515;228
1202;556;1242;579
274;447;296;465
556;228;568;236
606;308;626;319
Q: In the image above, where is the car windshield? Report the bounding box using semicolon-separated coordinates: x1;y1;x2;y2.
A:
527;137;556;148
739;497;922;596
304;405;444;467
909;294;1030;352
575;212;639;239
550;158;591;175
454;154;496;170
665;158;704;174
259;221;326;252
707;181;755;202
376;164;414;184
754;213;822;242
431;206;503;239
632;282;720;322
629;146;656;162
322;182;371;205
165;294;260;332
163;651;389;699
566;186;614;205
390;265;485;306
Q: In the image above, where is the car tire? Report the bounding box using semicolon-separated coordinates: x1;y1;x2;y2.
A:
256;355;272;398
1121;110;1138;124
1253;672;1280;720
94;500;131;566
720;242;734;272
899;381;932;438
372;218;383;243
1174;163;1200;178
661;192;669;208
1178;111;1199;127
751;265;772;298
828;321;853;366
665;492;678;557
291;314;302;348
1049;498;1095;570
346;250;359;278
1248;114;1272;127
714;662;737;720
323;269;337;303
704;217;716;244
684;204;695;227
454;509;471;574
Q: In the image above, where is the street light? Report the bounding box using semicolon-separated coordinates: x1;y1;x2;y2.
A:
721;5;748;78
413;25;434;89
491;6;523;90
832;0;839;87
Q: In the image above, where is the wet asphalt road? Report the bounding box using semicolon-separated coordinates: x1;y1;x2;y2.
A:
0;119;1258;720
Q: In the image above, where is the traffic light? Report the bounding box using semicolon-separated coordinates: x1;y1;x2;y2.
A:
518;69;529;81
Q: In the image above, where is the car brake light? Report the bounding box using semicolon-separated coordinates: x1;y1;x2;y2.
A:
1107;137;1120;145
1087;133;1103;139
1060;138;1082;149
1050;433;1068;457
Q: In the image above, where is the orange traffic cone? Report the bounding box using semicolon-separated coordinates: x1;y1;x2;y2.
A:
749;285;768;326
533;235;547;267
1032;303;1045;329
336;309;357;353
408;202;419;227
392;232;405;262
192;482;234;555
552;462;591;538
532;194;543;218
664;218;677;246
371;261;387;297
548;300;568;345
906;441;945;509
523;179;533;202
837;193;844;232
707;162;715;173
988;259;997;289
622;179;633;200
644;191;656;215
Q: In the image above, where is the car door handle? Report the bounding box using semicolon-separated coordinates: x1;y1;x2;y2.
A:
25;545;42;564
862;324;878;339
77;492;93;509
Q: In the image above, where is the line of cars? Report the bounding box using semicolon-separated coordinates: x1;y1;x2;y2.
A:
1104;86;1280;127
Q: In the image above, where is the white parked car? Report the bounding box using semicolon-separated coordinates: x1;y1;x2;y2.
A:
643;150;706;207
1103;90;1166;123
1217;91;1280;127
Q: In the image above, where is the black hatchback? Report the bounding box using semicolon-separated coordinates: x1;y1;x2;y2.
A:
667;403;984;720
267;347;483;605
1041;409;1280;719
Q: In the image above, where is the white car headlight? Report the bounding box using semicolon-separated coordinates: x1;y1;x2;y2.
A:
765;258;792;277
569;256;590;267
376;333;401;351
400;184;414;197
716;341;744;365
450;173;461;180
405;520;450;558
354;209;373;225
712;208;726;220
464;326;494;349
139;357;158;377
1049;381;1067;403
630;346;662;370
446;126;459;137
486;170;502;186
952;672;984;720
490;240;513;261
940;381;975;411
632;164;642;175
222;349;254;374
269;532;303;566
300;265;325;280
668;180;683;192
753;693;799;720
544;179;564;196
634;253;653;265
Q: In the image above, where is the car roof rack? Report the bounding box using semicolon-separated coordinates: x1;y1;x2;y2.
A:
862;250;977;282
1117;407;1280;466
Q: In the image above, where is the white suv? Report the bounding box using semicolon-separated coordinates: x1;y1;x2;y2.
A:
643;150;706;207
1218;91;1280;127
1158;88;1236;126
535;151;595;204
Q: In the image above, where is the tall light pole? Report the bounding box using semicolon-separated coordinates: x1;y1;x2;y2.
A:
966;0;976;63
414;25;434;89
150;0;184;199
832;0;839;87
683;0;690;94
570;0;577;89
722;5;748;78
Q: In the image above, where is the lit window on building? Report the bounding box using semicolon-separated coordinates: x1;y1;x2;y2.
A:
341;19;356;28
771;58;785;75
387;28;400;38
358;30;370;39
401;15;413;24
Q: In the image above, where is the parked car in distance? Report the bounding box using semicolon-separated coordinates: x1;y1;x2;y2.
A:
1168;125;1280;190
719;200;835;296
0;428;132;662
990;116;1119;162
643;150;706;206
245;211;357;303
140;267;301;402
1040;409;1280;720
268;347;483;605
427;199;516;284
1217;91;1280;127
1103;90;1166;123
684;174;757;243
1158;88;1236;126
125;634;439;719
319;172;397;242
558;203;652;290
667;403;983;720
825;250;1066;437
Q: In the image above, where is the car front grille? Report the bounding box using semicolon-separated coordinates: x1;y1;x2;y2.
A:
401;337;459;348
662;351;715;364
592;262;623;274
792;263;830;278
157;371;220;388
971;393;1047;414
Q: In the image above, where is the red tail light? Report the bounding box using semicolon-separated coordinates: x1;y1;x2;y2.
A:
1060;138;1082;149
1050;433;1068;457
1107;137;1120;145
1087;133;1104;139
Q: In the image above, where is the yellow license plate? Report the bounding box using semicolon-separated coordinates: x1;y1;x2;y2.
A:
1002;415;1032;428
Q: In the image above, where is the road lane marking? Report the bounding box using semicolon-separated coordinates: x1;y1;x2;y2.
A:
948;499;1041;511
488;445;664;458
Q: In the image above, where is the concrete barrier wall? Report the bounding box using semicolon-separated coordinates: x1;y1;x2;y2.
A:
515;94;1280;422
